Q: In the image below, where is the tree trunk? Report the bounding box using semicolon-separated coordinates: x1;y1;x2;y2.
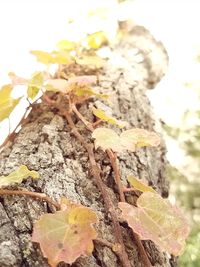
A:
0;25;175;267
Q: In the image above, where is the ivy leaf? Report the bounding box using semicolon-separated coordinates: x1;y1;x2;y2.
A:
27;71;44;99
119;192;190;256
82;32;108;49
30;50;72;65
92;127;160;152
92;107;126;128
127;176;157;193
8;71;45;99
92;128;122;152
75;87;108;99
45;79;70;93
0;165;39;187
56;40;76;51
32;198;98;266
8;72;27;86
76;55;104;69
51;50;73;65
45;76;97;95
0;84;22;122
64;75;108;99
30;50;54;64
67;75;97;87
120;128;161;151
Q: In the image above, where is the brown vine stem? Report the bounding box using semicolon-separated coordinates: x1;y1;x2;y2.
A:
132;233;152;267
0;189;61;210
64;105;151;267
63;111;132;267
106;153;151;267
106;149;125;202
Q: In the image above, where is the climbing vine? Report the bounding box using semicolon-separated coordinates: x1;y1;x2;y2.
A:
0;32;189;267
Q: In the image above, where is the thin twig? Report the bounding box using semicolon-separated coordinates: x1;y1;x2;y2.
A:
63;111;132;267
107;149;125;202
0;189;61;210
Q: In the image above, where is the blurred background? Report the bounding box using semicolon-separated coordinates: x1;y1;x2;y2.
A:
0;1;199;266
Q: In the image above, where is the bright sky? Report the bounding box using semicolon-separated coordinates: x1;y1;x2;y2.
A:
0;0;200;169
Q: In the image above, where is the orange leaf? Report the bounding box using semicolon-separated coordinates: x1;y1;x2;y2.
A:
32;198;98;266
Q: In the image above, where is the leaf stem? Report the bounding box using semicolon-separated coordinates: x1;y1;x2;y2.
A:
0;189;61;210
71;103;94;131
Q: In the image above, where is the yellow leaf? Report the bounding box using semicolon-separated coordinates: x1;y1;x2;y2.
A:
92;128;122;152
27;71;44;99
56;40;76;51
75;87;108;99
82;32;108;49
76;55;104;69
31;50;72;65
0;84;13;103
92;107;126;128
121;128;161;151
92;127;161;153
0;84;22;122
0;165;39;187
127;176;157;193
51;50;72;65
30;50;54;64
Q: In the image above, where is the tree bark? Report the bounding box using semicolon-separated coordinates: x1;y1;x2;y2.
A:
0;25;175;267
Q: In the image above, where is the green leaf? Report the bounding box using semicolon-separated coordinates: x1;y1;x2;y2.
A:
0;165;39;187
32;197;98;266
27;71;44;99
119;192;190;256
127;176;157;193
0;84;22;122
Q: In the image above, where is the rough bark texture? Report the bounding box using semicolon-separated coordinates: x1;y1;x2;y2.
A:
0;25;175;267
